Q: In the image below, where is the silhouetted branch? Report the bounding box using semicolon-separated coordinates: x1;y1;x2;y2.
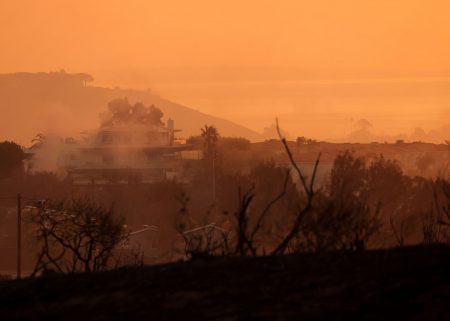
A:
389;216;405;247
234;186;256;256
271;118;321;255
249;170;290;242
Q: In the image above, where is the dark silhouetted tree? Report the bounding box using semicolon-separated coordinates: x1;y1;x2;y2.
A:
201;125;219;159
28;198;127;274
100;98;164;127
201;125;220;201
0;141;25;178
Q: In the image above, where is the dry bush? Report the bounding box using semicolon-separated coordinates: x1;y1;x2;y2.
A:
291;151;382;252
175;193;229;258
182;224;230;259
111;244;145;268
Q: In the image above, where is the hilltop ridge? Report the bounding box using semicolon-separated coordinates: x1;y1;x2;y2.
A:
0;72;263;145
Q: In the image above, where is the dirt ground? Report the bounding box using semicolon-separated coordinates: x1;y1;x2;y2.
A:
0;245;449;321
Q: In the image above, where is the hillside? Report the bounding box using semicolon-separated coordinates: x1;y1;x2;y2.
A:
0;72;262;145
1;245;449;320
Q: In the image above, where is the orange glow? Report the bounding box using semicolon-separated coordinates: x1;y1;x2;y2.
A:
1;0;449;143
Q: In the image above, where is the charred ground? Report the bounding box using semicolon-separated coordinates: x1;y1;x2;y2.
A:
1;245;449;321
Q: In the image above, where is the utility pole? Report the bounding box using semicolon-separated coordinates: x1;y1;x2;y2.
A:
17;193;22;279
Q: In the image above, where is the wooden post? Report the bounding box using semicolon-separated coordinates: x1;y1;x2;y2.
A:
17;193;22;279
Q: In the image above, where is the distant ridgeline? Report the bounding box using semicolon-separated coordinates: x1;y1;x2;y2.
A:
0;71;263;143
0;71;94;87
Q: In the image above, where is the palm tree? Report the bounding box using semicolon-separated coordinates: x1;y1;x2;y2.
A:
201;125;219;158
201;125;219;202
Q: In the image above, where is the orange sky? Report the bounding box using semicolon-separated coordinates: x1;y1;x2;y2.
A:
1;0;450;138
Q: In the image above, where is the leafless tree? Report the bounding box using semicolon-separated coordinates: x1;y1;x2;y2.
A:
180;118;320;257
436;178;450;227
422;177;450;244
231;171;290;256
27;198;128;275
422;207;443;245
270;119;321;255
177;169;291;258
232;186;256;256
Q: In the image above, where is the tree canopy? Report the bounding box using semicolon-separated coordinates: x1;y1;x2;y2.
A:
100;98;164;128
0;141;25;179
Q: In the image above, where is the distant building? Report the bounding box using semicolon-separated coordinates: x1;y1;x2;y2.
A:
66;119;201;184
27;118;202;185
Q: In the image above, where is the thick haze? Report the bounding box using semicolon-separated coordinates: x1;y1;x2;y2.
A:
1;0;449;140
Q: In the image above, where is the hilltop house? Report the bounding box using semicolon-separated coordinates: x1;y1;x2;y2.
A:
24;116;201;185
60;118;200;184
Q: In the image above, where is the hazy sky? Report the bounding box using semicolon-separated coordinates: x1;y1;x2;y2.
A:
1;0;450;138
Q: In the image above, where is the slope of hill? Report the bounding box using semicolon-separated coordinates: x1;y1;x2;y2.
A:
0;72;262;145
0;245;449;320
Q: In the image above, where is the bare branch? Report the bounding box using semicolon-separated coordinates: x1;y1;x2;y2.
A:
271;118;321;255
250;170;290;242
